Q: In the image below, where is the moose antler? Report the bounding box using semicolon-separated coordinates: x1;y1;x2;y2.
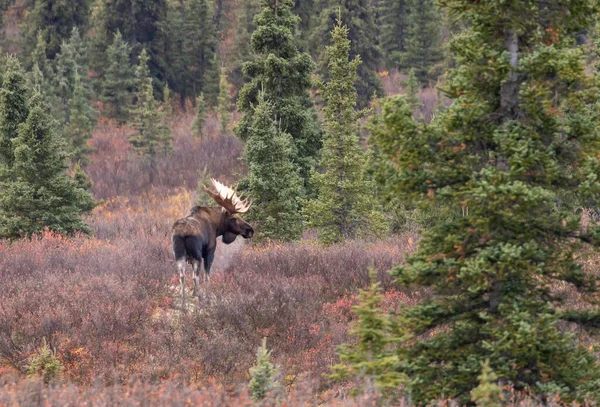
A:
203;178;252;214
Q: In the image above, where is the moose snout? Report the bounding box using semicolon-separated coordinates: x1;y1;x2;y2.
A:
243;227;254;239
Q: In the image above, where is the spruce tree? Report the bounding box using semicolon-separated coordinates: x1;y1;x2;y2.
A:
192;93;207;138
53;28;91;123
245;94;303;242
378;0;409;69
236;0;320;192
156;1;186;108
404;67;422;116
330;270;405;397
66;70;97;164
304;21;386;244
23;0;92;60
129;49;171;160
401;0;443;81
229;0;260;98
162;84;172;118
217;68;231;135
248;338;280;401
101;31;135;123
311;0;383;109
0;93;95;238
369;0;600;402
471;360;504;407
183;0;218;103
99;0;168;81
0;57;29;170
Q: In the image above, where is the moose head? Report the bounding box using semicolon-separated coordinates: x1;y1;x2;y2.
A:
202;178;254;243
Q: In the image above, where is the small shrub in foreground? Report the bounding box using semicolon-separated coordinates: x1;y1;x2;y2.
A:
249;337;280;401
27;340;63;383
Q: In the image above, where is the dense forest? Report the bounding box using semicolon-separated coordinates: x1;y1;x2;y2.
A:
2;0;600;405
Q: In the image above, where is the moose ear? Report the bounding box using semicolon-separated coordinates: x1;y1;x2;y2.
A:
222;231;238;244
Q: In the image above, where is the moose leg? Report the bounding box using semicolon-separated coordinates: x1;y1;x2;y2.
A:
192;259;201;296
176;258;187;307
204;250;215;285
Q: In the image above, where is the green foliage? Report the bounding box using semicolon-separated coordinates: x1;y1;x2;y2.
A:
66;70;97;163
73;162;93;192
471;360;504;407
27;339;64;384
330;269;405;397
129;48;171;159
304;22;386;244
228;0;260;98
53;28;92;124
162;84;172;118
192;93;208;138
245;94;304;242
194;167;213;207
370;0;600;403
98;0;167;80
236;0;320;192
217;68;231;134
404;68;421;113
158;0;217;107
183;0;218;103
0;57;29;169
248;337;280;401
0;93;95;238
402;0;443;81
101;31;134;123
23;0;92;60
378;0;409;69
311;0;383;109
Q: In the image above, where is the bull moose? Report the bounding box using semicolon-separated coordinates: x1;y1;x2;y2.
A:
172;179;253;305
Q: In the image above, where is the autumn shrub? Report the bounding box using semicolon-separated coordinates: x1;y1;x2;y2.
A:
0;374;592;406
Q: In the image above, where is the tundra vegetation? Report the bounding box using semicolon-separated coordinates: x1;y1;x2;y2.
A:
1;0;600;405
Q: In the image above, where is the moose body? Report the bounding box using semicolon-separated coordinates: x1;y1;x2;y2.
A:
172;180;253;306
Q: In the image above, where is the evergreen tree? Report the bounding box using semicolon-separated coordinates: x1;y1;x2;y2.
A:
401;0;443;81
30;33;52;81
245;94;303;242
228;0;260;98
248;338;280;401
304;21;386;244
0;93;95;238
129;49;171;160
23;0;92;60
163;83;172;118
0;57;29;170
192;93;207;138
53;28;91;123
217;68;231;134
156;1;186;108
99;0;168;81
370;0;600;402
404;67;422;116
183;0;218;103
311;0;383;109
330;270;405;397
101;31;135;123
66;70;97;163
471;360;504;407
73;162;93;192
378;0;409;69
236;0;320;192
292;0;316;51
